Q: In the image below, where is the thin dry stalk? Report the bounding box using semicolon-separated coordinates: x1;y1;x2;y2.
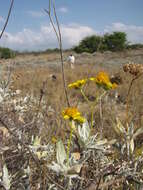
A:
99;97;103;137
44;0;70;107
126;73;143;124
0;0;14;40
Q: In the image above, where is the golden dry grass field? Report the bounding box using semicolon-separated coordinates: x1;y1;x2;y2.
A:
0;49;143;189
1;49;143;128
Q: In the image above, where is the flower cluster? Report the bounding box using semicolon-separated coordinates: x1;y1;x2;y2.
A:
90;72;117;90
123;62;143;76
62;107;85;123
68;79;87;89
68;72;117;91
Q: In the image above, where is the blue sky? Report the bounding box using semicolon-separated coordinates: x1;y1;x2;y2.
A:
0;0;143;51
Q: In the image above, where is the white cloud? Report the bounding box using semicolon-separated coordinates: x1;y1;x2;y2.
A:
0;23;95;51
58;7;68;13
0;16;4;23
104;22;143;44
27;10;45;18
1;22;143;51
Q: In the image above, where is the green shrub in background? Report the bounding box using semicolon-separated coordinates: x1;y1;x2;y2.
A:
103;32;128;51
0;47;15;59
73;35;103;53
74;31;128;53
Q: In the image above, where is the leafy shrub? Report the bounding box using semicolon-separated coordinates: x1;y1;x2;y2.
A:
74;31;128;53
0;47;15;59
103;32;128;51
73;35;103;53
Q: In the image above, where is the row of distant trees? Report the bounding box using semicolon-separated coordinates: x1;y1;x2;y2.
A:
73;31;143;53
0;31;143;59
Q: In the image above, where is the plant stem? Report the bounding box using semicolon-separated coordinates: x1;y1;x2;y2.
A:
126;74;142;125
91;91;107;131
67;122;73;163
80;88;90;104
0;0;14;40
80;88;107;132
44;0;70;107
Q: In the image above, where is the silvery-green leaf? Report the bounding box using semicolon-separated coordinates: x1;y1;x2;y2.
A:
56;140;67;166
116;118;126;134
88;145;105;150
89;135;98;144
33;136;41;146
121;143;126;154
31;135;34;142
130;138;134;153
67;164;82;175
48;162;64;173
126;140;130;156
24;166;30;175
48;161;69;174
94;139;108;146
87;138;108;149
127;123;134;136
78;121;90;143
2;164;11;190
112;118;126;137
133;127;143;139
48;184;57;190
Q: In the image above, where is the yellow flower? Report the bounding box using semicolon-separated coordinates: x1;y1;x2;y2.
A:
62;107;80;119
68;79;87;89
89;77;96;81
112;83;118;89
73;115;86;123
51;136;57;144
90;72;118;90
95;72;110;84
62;107;85;123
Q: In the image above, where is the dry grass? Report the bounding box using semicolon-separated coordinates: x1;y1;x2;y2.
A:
0;51;143;189
10;52;143;131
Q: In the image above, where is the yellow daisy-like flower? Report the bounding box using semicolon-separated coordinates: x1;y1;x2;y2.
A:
62;107;85;123
95;71;110;84
112;83;118;89
68;79;87;89
90;72;118;90
51;136;57;144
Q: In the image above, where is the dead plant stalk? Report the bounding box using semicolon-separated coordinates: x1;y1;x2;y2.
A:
0;0;14;40
44;0;70;107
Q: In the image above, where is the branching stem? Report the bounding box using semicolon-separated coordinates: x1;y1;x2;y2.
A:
44;0;70;107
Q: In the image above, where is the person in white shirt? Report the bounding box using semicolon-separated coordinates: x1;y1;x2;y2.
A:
67;54;75;69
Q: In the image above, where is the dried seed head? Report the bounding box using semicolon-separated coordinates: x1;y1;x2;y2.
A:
123;62;143;76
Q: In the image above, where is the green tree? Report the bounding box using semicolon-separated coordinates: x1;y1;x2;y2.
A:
73;32;128;53
74;35;103;53
0;47;15;59
103;32;127;51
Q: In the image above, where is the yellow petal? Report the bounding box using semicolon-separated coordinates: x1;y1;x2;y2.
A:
63;115;70;119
